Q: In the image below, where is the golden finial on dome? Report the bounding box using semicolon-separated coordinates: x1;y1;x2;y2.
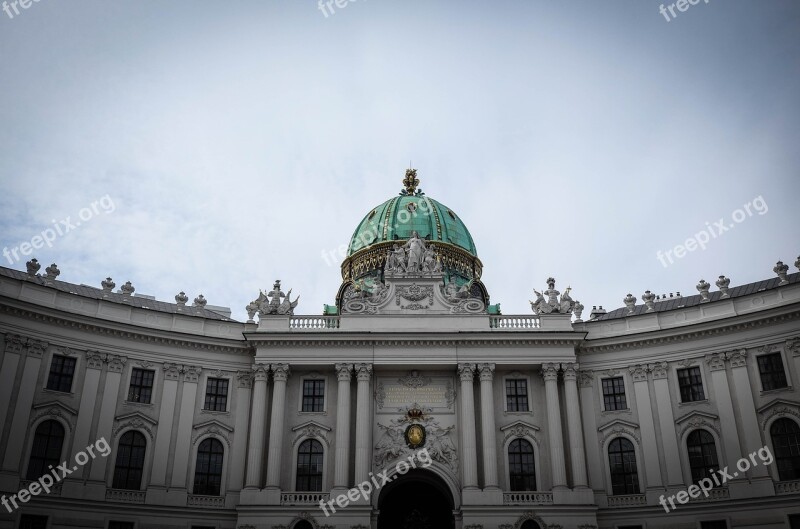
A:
402;168;420;195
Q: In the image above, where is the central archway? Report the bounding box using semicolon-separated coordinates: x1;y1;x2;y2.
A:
377;469;455;529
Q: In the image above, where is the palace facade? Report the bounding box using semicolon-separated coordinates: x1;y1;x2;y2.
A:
1;172;799;529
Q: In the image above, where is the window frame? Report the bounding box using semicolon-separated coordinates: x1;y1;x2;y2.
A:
607;436;641;496
686;429;720;483
18;514;50;529
294;438;325;492
770;417;800;482
676;365;707;403
203;377;230;413
601;376;628;412
301;379;326;413
111;430;148;491
508;438;537;491
45;354;77;393
192;437;225;496
126;367;156;405
504;377;530;413
25;419;66;481
756;351;790;392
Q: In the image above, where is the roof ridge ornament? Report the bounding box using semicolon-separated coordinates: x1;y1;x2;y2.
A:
400;168;423;196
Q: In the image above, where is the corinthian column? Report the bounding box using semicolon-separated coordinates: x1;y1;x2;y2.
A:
478;363;499;490
353;363;373;485
333;363;353;491
245;364;269;488
458;363;479;489
265;363;290;489
562;363;588;488
542;363;567;489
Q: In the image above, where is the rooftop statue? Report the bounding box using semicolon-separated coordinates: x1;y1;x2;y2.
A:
531;278;575;314
403;231;426;272
249;279;300;317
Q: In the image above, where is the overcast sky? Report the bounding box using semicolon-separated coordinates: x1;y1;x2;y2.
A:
1;0;798;321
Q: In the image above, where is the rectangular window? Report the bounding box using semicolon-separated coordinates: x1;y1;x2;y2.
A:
789;514;800;529
699;522;727;529
302;380;325;412
127;368;155;404
677;366;705;402
602;377;627;411
46;355;76;392
19;515;48;529
506;379;529;412
203;378;228;412
757;353;788;391
108;523;135;529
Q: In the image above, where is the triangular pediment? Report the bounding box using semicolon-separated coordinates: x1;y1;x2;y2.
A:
33;400;78;417
757;398;799;415
193;419;233;433
292;420;332;433
500;420;540;433
114;411;158;426
675;410;719;425
597;418;639;433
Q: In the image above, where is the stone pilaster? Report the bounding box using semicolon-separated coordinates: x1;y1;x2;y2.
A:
230;369;253;491
726;349;769;480
265;363;290;490
650;361;682;487
704;352;744;482
88;354;127;485
333;363;353;491
66;352;104;482
478;363;499;490
0;335;25;447
245;364;269;489
562;362;588;488
353;363;373;486
577;370;604;490
458;363;479;490
148;362;181;491
167;364;201;495
628;363;662;490
542;363;567;489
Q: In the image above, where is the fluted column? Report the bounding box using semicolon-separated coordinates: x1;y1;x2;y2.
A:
542;362;567;489
265;363;290;489
458;363;479;489
245;364;270;488
478;363;499;489
333;363;353;490
354;363;373;485
562;363;588;488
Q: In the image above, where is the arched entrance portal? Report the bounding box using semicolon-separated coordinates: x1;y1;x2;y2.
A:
377;469;455;529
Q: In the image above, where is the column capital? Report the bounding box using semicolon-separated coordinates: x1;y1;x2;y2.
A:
787;337;800;357
355;363;372;381
182;364;202;383
271;363;291;381
477;363;495;381
252;363;269;382
577;369;594;387
649;361;669;379
163;362;181;380
561;362;579;381
457;363;475;382
236;370;254;388
86;351;105;370
25;339;48;358
704;353;727;371
726;348;747;368
3;334;25;355
628;363;650;382
335;363;353;381
541;362;559;382
107;354;128;373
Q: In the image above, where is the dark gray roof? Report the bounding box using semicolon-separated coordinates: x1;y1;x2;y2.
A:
0;266;237;322
588;272;800;322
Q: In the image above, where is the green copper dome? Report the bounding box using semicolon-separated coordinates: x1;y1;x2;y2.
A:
347;185;477;257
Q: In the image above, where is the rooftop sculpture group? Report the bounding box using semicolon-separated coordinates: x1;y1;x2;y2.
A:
530;277;576;315
246;280;299;321
384;231;442;275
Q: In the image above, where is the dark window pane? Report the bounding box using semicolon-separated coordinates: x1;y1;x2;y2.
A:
602;377;627;411
127;368;155;404
608;437;640;495
204;378;229;412
772;418;800;481
687;429;719;482
506;379;529;412
194;438;224;495
108;523;136;529
758;353;788;391
699;522;727;529
302;380;325;412
46;355;76;392
112;431;147;490
677;367;705;402
26;420;65;480
296;439;324;491
508;438;536;491
19;515;48;529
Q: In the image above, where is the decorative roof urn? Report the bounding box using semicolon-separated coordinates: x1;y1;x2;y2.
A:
642;290;656;312
774;261;789;285
715;275;731;298
26;258;40;277
44;263;60;281
623;293;636;315
696;279;711;302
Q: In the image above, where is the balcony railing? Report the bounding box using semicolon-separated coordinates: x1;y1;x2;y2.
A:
689;487;730;502
187;494;225;508
105;489;145;503
776;479;800;494
607;493;647;507
281;492;330;505
502;491;553;505
19;480;61;497
289;316;340;330
489;315;540;329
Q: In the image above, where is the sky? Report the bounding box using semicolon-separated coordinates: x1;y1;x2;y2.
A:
1;0;798;321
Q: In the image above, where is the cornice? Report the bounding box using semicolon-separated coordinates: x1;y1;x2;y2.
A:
244;333;583;348
0;302;253;356
579;309;800;354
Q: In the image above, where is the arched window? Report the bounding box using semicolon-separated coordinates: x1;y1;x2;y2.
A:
293;522;314;529
194;438;224;495
608;437;639;495
508;439;536;491
520;521;541;529
771;418;800;481
687;429;719;482
26;420;65;480
296;439;324;491
112;431;147;490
